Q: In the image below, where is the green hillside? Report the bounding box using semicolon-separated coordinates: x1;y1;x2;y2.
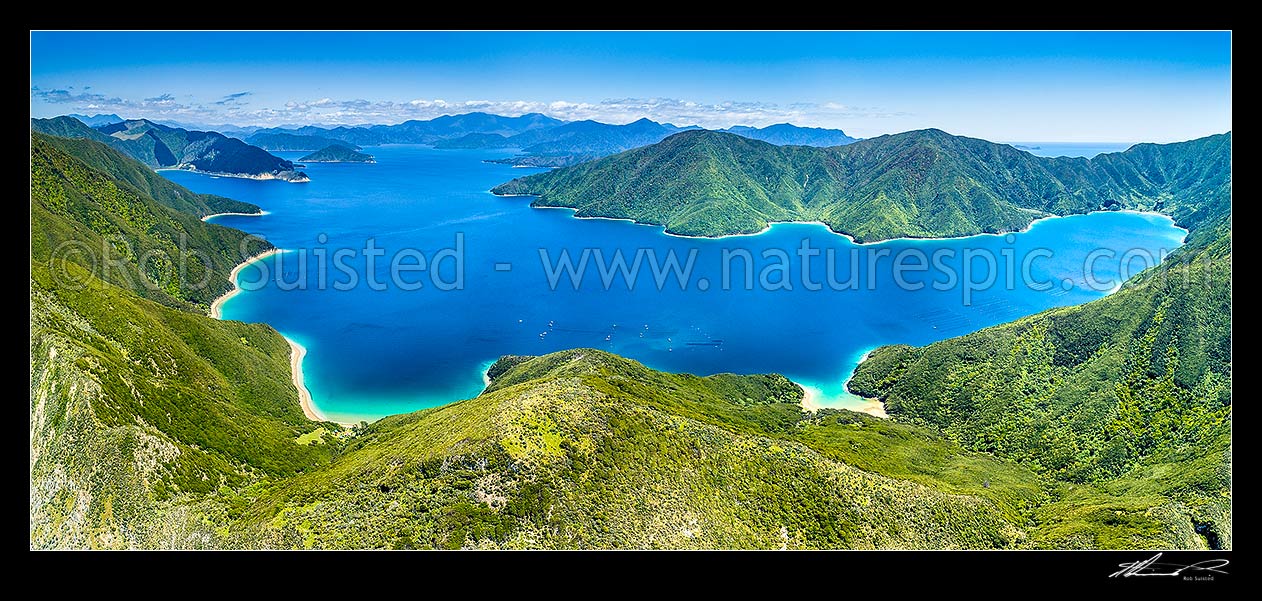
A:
850;214;1231;548
31;134;271;310
492;129;1230;241
229;349;1043;549
30;135;335;549
36;133;260;217
29;128;1230;550
32;117;309;181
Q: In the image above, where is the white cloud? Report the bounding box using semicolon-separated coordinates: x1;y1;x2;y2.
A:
32;86;908;130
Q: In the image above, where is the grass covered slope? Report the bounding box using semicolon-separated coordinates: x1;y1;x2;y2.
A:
849;218;1231;549
32;117;308;181
29;141;333;549
234;350;1033;549
30;261;335;548
31;134;272;310
493;129;1230;241
30;125;1230;550
36;133;260;217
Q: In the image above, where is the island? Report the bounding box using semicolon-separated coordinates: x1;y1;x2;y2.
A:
298;144;377;163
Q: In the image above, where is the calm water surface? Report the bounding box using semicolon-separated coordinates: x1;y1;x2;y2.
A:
164;145;1186;422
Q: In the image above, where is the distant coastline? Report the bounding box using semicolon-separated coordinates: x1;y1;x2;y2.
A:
499;192;1187;247
156;167;309;183
201;210;269;222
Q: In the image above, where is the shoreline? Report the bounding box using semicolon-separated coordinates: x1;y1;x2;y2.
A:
480;360;495;390
494;192;1186;246
155;167;309;183
799;347;887;417
799;383;823;412
208;248;285;320
201;210;270;222
842;348;876;392
283;335;332;423
796;381;888;418
841;349;887;417
207;248;338;424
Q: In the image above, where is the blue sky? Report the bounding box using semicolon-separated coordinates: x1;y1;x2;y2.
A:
30;31;1231;142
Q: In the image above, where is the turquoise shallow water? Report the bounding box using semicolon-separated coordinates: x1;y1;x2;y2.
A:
165;145;1187;422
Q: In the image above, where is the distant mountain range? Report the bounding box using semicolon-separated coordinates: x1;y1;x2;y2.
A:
469;118;701;167
720;123;857;146
492;128;1231;241
31;116;308;182
38;111;861;171
66;113;123;127
250;112;564;147
245;132;360;151
298;145;376;163
243;112;858;167
451;119;857;167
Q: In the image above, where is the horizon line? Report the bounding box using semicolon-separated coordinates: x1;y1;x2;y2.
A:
36;111;1231;146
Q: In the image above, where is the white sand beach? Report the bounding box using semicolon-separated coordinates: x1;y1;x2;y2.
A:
208;248;284;319
201;210;270;222
284;336;326;422
798;381;888;418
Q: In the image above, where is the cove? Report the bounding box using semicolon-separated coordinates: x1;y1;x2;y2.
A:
164;145;1188;423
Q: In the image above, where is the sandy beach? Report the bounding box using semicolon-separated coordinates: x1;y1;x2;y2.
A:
797;381;888;418
155;167;309;183
201;210;269;222
799;383;823;412
208;248;284;319
284;336;326;422
848;396;889;418
207;248;333;423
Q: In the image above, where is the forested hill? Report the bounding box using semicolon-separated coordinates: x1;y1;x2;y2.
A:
29;126;1230;550
849;209;1231;548
32;116;308;182
492;129;1230;242
245;132;360;151
35;133;260;218
31;133;333;548
298;145;376;163
31;133;272;309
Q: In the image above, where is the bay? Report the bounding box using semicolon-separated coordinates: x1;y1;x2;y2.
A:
164;145;1187;422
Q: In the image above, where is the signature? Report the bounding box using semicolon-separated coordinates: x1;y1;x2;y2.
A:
1110;553;1230;578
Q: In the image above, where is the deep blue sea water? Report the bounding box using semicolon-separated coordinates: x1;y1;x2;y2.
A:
164;145;1187;422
